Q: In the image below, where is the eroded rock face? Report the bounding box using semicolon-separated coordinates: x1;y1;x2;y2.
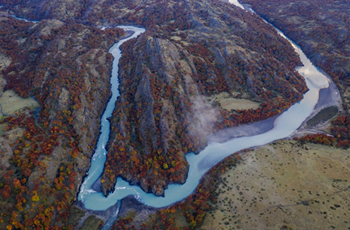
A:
0;52;11;71
0;76;6;95
0;137;13;169
38;19;64;36
0;52;10;95
57;88;70;110
0;127;24;189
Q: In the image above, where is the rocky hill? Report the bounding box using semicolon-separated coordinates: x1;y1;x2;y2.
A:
0;0;312;228
0;12;125;228
1;0;309;197
98;0;308;196
241;0;350;110
240;0;350;148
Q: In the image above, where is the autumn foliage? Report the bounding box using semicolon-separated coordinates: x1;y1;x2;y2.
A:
0;14;124;229
99;0;308;196
112;154;242;230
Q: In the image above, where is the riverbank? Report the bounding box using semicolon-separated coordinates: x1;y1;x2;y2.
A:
208;76;341;144
79;1;340;229
67;201;121;229
79;8;334;211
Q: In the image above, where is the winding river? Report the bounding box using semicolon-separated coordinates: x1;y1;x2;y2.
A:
78;0;333;221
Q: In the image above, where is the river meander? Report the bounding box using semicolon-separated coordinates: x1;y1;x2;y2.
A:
78;0;332;217
2;3;338;229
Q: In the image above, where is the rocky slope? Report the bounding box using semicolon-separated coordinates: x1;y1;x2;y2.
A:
99;0;308;196
1;0;309;198
0;0;316;228
241;0;350;111
0;12;125;228
240;0;350;149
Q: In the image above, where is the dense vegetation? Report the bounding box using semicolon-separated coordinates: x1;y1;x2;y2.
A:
241;0;350;146
295;114;350;148
111;153;242;230
0;14;124;229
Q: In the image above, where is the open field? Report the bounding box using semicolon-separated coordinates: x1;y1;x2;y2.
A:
207;92;260;111
0;90;39;120
202;140;350;230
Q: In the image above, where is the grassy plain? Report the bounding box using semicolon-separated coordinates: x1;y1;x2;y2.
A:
202;140;350;230
0;90;39;120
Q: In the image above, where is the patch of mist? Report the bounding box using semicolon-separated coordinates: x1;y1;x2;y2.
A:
208;115;277;143
187;96;220;138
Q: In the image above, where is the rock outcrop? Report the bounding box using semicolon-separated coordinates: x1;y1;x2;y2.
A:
100;0;308;196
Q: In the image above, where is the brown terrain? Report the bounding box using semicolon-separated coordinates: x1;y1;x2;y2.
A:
202;140;350;230
0;0;349;229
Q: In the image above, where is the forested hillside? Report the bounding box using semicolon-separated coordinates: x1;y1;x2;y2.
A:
1;0;309;199
0;12;125;228
241;0;350;147
98;0;308;196
2;0;346;229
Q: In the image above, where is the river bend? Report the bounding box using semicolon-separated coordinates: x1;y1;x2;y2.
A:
78;4;332;213
3;4;336;229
